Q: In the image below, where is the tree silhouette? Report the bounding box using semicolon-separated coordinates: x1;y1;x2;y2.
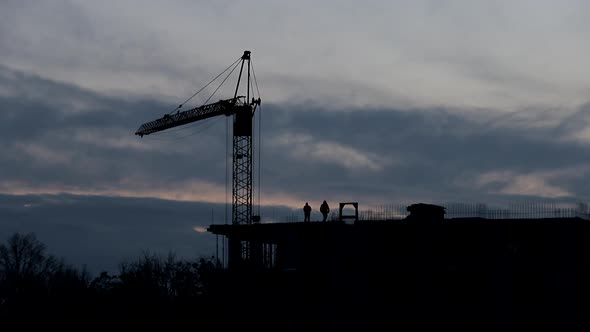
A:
0;233;56;282
0;233;218;330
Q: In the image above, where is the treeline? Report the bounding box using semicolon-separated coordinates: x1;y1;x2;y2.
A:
0;233;218;331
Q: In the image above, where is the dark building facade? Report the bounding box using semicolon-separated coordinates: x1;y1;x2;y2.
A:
208;204;590;331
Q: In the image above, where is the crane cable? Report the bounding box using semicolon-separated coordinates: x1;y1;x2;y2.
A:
248;69;260;216
251;59;261;99
251;59;262;216
225;110;229;226
141;120;213;141
154;118;223;141
224;113;229;267
167;56;242;115
202;60;242;105
150;58;242;139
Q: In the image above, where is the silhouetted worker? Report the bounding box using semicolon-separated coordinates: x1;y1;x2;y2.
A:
320;200;330;222
303;202;311;222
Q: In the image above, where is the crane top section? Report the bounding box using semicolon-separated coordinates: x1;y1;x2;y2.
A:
135;50;260;137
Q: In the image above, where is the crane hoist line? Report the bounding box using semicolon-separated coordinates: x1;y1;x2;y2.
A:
135;50;261;234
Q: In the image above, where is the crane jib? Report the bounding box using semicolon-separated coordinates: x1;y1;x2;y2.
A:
134;98;246;137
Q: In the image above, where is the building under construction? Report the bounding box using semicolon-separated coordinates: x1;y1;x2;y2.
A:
205;202;590;331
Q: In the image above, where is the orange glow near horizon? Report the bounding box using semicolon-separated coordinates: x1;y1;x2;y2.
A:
0;181;308;209
0;182;399;212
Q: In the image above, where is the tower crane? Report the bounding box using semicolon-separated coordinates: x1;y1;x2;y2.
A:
135;51;261;268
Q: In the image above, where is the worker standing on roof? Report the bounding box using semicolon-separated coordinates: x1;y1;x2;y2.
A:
303;203;312;222
320;200;330;222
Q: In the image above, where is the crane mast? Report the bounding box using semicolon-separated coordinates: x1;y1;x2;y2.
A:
135;51;260;268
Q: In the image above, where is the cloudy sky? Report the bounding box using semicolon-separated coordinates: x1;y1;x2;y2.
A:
1;0;590;273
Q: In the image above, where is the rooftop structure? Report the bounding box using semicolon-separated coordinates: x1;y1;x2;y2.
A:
208;202;590;271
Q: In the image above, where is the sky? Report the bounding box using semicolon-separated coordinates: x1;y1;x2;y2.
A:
1;0;590;273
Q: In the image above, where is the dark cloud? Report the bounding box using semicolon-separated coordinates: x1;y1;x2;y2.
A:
261;103;590;202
